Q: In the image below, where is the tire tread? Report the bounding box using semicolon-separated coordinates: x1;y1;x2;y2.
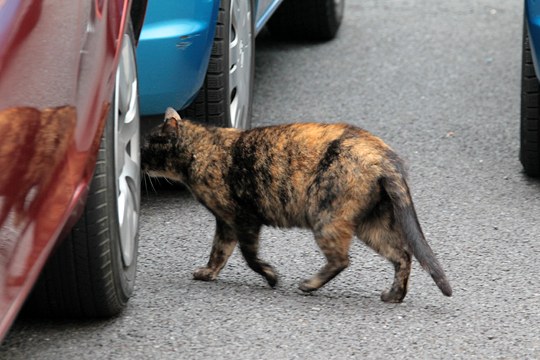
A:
521;20;540;177
182;4;228;126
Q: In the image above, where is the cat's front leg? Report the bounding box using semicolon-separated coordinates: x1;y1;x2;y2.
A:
193;219;237;282
236;224;278;288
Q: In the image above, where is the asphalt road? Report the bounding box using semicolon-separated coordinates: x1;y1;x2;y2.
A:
2;0;538;359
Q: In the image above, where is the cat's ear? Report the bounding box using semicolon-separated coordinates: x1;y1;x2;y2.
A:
165;107;181;121
162;107;181;134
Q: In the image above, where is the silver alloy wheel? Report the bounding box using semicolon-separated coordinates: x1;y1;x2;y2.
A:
229;0;253;129
114;33;140;267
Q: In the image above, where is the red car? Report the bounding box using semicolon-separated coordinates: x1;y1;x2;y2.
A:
0;0;147;341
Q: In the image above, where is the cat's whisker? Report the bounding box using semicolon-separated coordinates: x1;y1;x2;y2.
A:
142;173;149;196
148;175;158;194
142;172;158;194
162;177;174;185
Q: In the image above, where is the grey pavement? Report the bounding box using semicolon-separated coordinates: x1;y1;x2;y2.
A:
2;0;538;359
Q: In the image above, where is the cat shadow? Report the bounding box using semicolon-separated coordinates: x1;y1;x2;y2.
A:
187;277;453;318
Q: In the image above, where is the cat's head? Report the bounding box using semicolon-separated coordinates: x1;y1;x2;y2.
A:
141;107;188;181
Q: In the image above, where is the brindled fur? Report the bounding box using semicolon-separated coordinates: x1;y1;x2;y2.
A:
141;108;452;302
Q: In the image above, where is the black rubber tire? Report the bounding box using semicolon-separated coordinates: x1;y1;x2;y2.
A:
268;0;344;42
181;0;254;129
23;24;140;318
521;19;540;177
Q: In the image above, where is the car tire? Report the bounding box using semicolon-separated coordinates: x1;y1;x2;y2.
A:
268;0;345;41
181;0;254;129
521;19;540;177
24;22;141;317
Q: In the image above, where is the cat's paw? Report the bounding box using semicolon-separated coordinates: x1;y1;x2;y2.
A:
193;267;217;281
260;264;278;288
380;288;406;303
265;272;278;288
298;279;319;293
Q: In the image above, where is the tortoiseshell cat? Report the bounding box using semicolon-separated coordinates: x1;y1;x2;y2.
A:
141;108;452;302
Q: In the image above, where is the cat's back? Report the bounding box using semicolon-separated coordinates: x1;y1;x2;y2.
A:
234;122;391;165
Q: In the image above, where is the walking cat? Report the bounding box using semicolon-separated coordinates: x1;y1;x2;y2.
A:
141;108;452;302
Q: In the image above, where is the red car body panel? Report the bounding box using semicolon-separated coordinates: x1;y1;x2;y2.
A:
0;0;132;341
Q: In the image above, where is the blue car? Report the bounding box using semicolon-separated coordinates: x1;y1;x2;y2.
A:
522;0;540;176
137;0;345;129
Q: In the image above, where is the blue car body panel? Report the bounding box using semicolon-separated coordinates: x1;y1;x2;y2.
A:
526;0;540;79
137;1;220;115
137;0;283;116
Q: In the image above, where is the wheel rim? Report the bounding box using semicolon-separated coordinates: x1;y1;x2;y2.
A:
229;0;252;129
114;33;140;267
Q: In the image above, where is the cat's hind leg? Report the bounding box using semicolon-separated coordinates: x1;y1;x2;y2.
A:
237;225;278;288
193;219;237;281
356;202;412;303
299;221;353;292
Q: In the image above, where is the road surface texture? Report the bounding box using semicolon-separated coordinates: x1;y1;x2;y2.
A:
2;0;538;359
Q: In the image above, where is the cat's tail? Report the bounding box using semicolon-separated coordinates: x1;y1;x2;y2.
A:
381;172;452;297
